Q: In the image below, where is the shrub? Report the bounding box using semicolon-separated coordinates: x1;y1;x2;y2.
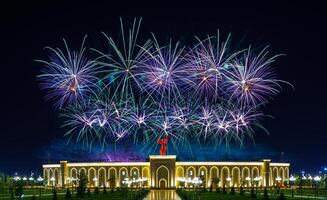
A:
94;187;99;195
103;185;107;194
222;185;227;194
65;188;71;199
52;188;57;200
263;187;269;200
230;186;235;195
251;187;256;199
240;186;244;195
76;174;87;198
277;192;286;200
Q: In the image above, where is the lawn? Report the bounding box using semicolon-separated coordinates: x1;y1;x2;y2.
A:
0;187;149;200
176;188;327;200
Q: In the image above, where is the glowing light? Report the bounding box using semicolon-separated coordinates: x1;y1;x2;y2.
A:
37;19;291;150
37;176;44;182
314;176;321;182
289;175;296;182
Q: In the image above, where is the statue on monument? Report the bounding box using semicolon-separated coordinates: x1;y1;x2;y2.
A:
157;136;169;155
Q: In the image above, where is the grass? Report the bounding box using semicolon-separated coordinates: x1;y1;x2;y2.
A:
0;187;149;200
176;188;327;200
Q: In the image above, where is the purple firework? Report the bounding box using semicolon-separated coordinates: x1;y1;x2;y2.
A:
37;37;99;108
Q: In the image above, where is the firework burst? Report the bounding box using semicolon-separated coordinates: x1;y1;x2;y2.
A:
37;36;100;108
38;18;291;151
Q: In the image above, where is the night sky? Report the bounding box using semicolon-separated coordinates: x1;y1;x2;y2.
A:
0;1;326;175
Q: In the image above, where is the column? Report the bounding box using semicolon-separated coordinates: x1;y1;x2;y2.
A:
60;161;68;187
261;159;270;187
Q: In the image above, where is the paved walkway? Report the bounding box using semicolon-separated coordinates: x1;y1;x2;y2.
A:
144;190;181;200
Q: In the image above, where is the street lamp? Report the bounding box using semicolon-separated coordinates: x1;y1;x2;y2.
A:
289;175;296;197
50;177;55;187
226;177;232;187
93;177;98;187
245;177;251;187
313;176;321;197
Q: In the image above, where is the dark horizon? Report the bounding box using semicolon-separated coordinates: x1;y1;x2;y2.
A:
0;1;326;176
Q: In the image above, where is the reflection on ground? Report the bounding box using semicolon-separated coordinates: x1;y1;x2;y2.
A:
144;190;182;200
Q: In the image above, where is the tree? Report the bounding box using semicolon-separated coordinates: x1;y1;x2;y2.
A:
65;188;71;199
230;186;235;195
86;188;91;197
240;186;244;195
263;187;269;200
222;185;227;194
32;195;36;200
211;178;220;189
94;187;99;195
52;188;57;200
103;185;107;194
277;192;286;200
250;187;256;199
76;174;88;198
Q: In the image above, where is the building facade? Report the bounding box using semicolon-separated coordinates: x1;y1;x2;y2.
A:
43;155;290;189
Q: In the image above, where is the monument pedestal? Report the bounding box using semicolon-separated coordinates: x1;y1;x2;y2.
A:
149;155;176;189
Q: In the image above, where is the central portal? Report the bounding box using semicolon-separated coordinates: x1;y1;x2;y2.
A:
150;155;176;188
159;179;167;189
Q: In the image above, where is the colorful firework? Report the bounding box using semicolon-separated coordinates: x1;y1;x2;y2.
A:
38;18;290;151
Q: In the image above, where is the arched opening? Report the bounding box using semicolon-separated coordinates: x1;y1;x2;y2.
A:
98;168;106;187
119;167;128;186
221;167;230;187
198;166;207;188
142;167;150;188
176;167;184;188
70;168;78;186
272;167;278;185
159;179;167;189
209;167;219;189
79;168;87;178
242;167;250;187
130;167;140;188
108;168;117;188
279;168;285;183
232;167;240;187
54;169;59;186
186;167;195;178
156;165;169;189
49;169;54;186
88;168;96;187
252;167;260;187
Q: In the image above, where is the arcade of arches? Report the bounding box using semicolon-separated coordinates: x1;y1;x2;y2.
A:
43;155;289;188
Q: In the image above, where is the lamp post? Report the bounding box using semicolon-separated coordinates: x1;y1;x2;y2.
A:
226;177;232;188
50;177;55;188
93;177;98;187
313;176;321;197
289;175;296;198
37;176;44;197
193;177;202;200
245;177;251;188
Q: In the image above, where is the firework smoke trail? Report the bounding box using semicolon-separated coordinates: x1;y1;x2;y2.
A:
38;18;291;151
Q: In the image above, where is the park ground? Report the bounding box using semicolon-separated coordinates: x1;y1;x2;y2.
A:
0;187;327;200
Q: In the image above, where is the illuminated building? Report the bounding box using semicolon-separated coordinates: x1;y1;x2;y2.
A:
43;155;289;188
